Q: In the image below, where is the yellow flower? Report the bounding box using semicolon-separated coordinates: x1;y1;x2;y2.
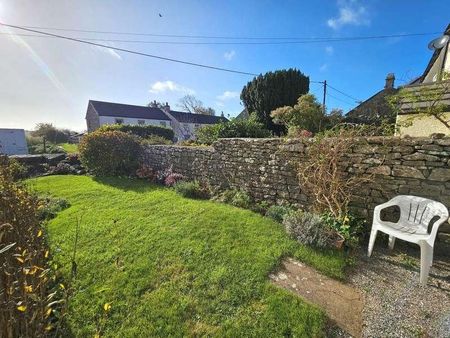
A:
37;229;43;237
24;285;33;293
17;305;27;312
103;303;112;312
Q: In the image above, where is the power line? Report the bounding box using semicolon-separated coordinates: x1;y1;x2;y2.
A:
14;24;440;41
0;31;440;46
0;23;258;76
327;84;361;102
0;23;366;104
326;92;355;106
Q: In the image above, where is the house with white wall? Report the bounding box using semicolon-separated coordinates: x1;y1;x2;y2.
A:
0;128;28;155
86;100;227;141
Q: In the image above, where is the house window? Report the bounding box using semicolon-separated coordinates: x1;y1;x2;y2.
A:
138;120;145;125
115;118;124;124
160;121;167;127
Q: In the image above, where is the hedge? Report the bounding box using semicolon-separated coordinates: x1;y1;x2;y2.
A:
98;124;174;141
79;130;143;176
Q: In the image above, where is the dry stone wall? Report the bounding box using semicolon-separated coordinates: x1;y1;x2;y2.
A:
144;137;450;222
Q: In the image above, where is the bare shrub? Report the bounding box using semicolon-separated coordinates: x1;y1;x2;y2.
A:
298;126;374;218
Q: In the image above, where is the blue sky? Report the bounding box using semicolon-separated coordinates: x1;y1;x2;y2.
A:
0;0;448;131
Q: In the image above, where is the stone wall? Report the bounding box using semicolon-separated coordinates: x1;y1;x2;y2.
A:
144;137;450;224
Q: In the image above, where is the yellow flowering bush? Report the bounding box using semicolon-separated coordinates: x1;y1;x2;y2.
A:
0;159;62;337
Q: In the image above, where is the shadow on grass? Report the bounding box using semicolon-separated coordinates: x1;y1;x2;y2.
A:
92;176;165;194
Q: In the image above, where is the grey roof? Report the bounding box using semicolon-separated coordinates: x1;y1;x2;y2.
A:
345;87;398;125
89;100;228;124
167;110;228;124
411;23;450;85
236;108;249;120
89;100;171;121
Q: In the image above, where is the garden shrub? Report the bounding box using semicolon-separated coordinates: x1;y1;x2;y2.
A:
0;159;64;337
196;114;271;145
321;212;365;248
164;173;184;187
214;189;253;209
297;126;373;218
141;135;173;145
136;164;156;181
265;205;295;223
48;162;77;175
0;156;28;181
37;196;70;221
173;181;209;199
283;210;335;249
79;130;143;176
98;124;174;141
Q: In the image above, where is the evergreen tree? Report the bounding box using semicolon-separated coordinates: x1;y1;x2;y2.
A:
240;68;309;133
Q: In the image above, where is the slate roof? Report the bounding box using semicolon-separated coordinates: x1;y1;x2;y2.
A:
345;87;398;125
411;23;450;85
167;110;228;124
89;100;171;121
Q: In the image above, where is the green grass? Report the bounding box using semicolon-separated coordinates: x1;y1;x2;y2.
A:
29;175;347;337
58;143;79;153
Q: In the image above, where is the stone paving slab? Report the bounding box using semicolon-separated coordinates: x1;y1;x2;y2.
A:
270;258;364;338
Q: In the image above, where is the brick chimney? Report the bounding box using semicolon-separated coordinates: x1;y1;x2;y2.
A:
162;102;170;113
385;73;395;89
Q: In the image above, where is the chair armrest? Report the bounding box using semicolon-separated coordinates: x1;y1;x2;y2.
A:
429;213;450;240
373;200;397;224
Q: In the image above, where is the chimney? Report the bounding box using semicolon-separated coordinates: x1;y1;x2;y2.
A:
149;100;158;108
385;73;395;89
162;102;170;113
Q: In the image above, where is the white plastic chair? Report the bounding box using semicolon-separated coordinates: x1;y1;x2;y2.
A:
368;195;449;285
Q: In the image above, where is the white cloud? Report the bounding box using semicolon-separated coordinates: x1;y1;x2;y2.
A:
217;91;239;101
320;64;328;72
149;81;195;95
223;50;236;60
92;46;122;60
327;1;370;30
105;48;122;60
325;46;334;55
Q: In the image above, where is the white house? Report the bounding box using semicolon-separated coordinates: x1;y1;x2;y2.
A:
85;100;227;140
0;128;28;155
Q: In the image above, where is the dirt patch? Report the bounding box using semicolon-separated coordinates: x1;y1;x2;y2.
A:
269;258;364;338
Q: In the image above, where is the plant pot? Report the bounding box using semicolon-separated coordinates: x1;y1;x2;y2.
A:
331;233;346;250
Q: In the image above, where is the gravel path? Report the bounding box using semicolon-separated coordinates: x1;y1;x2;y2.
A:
348;240;450;338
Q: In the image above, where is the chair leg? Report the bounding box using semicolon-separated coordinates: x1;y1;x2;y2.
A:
388;236;396;250
368;229;378;257
419;242;433;285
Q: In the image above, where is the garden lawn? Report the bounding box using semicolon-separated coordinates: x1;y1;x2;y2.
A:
29;175;347;337
58;143;78;153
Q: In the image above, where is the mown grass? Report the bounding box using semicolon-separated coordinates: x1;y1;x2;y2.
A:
58;143;79;153
28;175;347;337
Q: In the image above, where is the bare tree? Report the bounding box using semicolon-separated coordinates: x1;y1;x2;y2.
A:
177;95;216;115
